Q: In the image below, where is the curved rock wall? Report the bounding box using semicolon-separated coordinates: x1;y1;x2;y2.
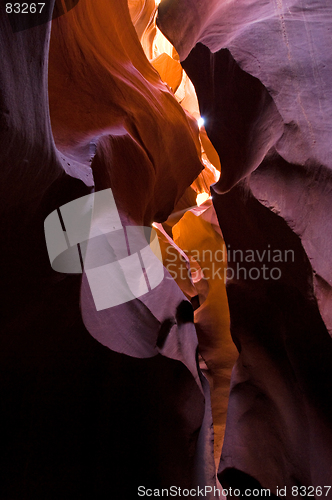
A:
158;0;332;494
2;0;332;496
0;1;218;497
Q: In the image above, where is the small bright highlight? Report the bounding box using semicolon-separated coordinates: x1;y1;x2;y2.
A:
197;117;205;129
196;192;210;206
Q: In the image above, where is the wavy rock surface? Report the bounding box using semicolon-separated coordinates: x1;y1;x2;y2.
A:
4;0;331;494
0;1;218;497
213;183;332;492
172;203;238;465
158;0;332;170
49;0;203;225
158;0;332;493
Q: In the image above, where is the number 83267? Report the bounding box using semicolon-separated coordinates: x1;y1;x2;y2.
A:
6;3;45;14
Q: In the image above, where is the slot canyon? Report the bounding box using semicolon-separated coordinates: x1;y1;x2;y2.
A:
1;0;332;498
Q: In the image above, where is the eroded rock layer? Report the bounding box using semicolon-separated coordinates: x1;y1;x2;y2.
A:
213;183;332;492
2;0;332;495
158;0;332;493
0;1;218;497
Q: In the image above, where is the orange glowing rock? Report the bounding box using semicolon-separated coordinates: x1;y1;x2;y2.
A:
172;202;238;463
48;0;203;224
151;53;183;93
128;0;157;59
154;224;198;299
199;127;221;173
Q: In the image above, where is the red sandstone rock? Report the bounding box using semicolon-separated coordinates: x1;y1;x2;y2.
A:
0;1;217;496
158;0;332;493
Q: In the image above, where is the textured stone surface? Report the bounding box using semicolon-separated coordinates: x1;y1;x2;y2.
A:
158;0;332;171
49;0;203;225
0;1;217;497
213;183;332;492
3;0;332;495
158;0;332;493
182;44;283;193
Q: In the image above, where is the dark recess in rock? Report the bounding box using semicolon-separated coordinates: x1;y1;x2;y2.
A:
182;44;283;193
